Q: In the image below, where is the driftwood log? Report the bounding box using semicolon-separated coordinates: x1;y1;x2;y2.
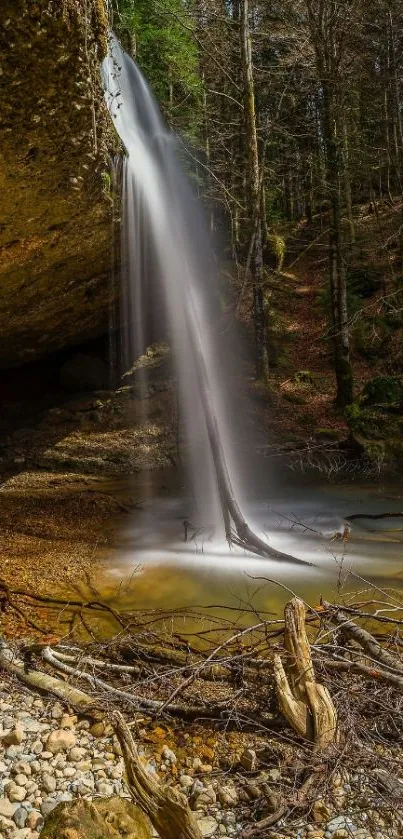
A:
274;598;338;748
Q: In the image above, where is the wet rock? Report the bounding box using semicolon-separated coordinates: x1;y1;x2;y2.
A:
60;353;108;393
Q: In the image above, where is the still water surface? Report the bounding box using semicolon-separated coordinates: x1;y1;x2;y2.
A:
94;471;403;627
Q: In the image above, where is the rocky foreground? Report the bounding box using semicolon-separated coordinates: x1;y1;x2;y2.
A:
0;679;402;839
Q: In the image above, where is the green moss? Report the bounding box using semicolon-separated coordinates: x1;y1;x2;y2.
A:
362;375;403;407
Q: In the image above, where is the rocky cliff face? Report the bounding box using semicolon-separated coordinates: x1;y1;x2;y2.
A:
0;0;114;369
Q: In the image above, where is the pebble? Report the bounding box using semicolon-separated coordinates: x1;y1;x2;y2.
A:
161;745;177;764
0;798;19;818
95;781;114;796
51;704;63;720
218;786;238;807
14;775;29;787
13;763;31;777
180;775;194;789
42;774;56;794
197;816;218;837
68;747;86;762
60;715;77;730
45;730;76;754
13;806;29;828
2;725;24;747
6;784;26;803
26;811;43;831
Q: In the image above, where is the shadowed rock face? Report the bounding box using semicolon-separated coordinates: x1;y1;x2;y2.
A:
0;0;114;369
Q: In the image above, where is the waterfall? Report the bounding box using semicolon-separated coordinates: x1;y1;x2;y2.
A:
102;35;308;565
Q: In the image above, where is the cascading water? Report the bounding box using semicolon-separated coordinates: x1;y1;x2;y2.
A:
102;35;308;565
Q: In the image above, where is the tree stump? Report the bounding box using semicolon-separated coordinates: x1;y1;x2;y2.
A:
274;597;338;748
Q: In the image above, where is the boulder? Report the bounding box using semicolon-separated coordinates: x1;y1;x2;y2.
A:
40;797;153;839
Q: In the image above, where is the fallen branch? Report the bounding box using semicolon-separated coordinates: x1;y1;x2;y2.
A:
0;637;100;718
323;602;403;676
41;646;234;720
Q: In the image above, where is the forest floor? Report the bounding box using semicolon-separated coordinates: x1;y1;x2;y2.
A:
1;202;403;839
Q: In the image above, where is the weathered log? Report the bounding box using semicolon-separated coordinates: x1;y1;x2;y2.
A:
274;598;338;748
0;638;101;718
323;602;403;675
112;710;204;839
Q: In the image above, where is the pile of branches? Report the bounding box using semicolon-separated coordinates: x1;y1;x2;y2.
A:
1;578;403;837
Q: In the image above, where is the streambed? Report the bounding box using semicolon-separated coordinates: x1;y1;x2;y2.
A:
88;469;403;632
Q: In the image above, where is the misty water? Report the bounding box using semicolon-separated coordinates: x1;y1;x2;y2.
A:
84;470;403;636
98;37;403;630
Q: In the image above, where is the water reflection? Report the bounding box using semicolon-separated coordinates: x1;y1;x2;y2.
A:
97;478;403;624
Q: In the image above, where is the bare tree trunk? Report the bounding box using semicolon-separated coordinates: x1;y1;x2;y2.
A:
240;0;268;381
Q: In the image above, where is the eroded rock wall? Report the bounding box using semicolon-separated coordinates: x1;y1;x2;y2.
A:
0;0;114;368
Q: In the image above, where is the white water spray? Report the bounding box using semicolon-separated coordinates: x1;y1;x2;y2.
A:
102;35;309;565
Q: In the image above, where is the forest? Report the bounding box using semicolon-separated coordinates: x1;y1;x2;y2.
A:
114;0;403;423
0;2;403;839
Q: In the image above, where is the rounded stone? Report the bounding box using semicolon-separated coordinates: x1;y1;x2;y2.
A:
5;783;26;803
14;775;29;787
13;806;29;828
42;774;56;794
45;730;76;755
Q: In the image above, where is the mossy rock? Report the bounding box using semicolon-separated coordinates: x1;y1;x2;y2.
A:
347;265;384;298
353;318;392;360
351;434;386;465
361;376;403;408
293;370;314;386
346;402;402;440
41;797;153;839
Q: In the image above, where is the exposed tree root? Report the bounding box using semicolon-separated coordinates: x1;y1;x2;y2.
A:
112;710;204;839
274;598;338;748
